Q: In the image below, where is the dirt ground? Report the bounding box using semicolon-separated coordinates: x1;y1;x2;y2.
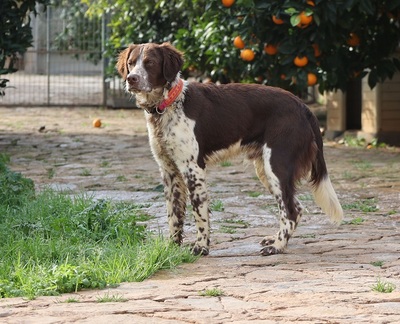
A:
0;106;400;323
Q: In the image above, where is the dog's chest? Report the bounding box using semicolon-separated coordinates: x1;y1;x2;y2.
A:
146;108;199;164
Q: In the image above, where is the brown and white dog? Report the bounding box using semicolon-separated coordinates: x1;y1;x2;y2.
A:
117;42;343;256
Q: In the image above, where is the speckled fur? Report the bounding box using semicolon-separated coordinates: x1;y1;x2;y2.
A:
117;42;343;256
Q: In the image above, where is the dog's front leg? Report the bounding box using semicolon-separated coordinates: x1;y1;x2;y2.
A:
183;166;210;256
161;168;188;245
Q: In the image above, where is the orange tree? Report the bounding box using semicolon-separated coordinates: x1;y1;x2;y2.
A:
212;0;400;95
82;0;400;95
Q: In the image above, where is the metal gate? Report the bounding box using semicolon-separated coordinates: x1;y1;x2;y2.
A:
0;5;130;107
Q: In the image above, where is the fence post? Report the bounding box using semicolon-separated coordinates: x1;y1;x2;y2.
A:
101;14;107;107
46;5;51;106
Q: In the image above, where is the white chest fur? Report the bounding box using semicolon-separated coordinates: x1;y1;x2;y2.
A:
145;107;199;170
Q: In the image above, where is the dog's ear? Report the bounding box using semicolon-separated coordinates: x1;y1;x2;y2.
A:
116;45;136;80
160;42;184;83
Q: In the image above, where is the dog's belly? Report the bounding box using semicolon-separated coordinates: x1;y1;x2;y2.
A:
204;140;263;165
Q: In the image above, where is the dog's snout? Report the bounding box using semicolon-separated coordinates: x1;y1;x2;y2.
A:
127;74;140;84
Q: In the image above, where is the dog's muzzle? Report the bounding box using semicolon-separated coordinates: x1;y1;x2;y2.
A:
126;73;151;92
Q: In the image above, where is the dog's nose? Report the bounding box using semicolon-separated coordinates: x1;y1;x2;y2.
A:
127;74;140;85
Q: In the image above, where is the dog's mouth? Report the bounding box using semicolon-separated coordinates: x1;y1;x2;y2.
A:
127;83;153;94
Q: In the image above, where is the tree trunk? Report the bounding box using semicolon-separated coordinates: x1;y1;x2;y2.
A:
345;78;362;130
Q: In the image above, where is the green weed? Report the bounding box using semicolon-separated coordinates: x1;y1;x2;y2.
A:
79;168;92;176
371;278;396;293
211;199;224;212
116;175;127;182
96;292;127;303
342;217;365;225
248;191;262;198
47;168;55;179
370;261;384;267
224;218;250;228
100;161;110;168
199;288;224;297
342;198;378;213
220;161;232;167
219;226;237;234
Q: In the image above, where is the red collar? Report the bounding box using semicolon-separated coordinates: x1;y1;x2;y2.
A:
158;79;184;111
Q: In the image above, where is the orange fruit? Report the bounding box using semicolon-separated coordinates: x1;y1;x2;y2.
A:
240;49;255;62
222;0;235;7
264;44;278;55
307;73;318;86
93;118;102;128
293;55;308;67
297;11;313;28
307;0;315;6
347;33;360;47
272;15;284;24
233;36;245;49
312;44;321;57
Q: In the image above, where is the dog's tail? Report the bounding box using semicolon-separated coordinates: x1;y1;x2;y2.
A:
307;110;343;225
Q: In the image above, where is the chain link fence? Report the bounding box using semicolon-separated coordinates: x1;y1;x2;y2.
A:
0;5;132;108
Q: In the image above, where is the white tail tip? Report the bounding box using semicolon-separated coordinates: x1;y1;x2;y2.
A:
313;176;343;225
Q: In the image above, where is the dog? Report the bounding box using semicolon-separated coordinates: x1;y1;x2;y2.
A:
117;42;343;256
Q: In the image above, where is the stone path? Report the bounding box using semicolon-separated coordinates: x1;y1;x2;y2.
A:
0;107;399;323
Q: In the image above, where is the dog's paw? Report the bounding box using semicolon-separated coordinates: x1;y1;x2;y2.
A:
192;245;209;256
260;245;283;256
260;237;275;246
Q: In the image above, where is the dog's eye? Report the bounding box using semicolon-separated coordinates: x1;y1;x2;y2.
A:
128;60;135;67
145;60;154;66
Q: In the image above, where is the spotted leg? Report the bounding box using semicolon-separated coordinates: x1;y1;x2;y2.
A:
255;145;303;255
182;164;210;256
159;162;188;246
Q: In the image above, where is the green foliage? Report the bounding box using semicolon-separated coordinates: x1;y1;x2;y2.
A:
50;0;102;64
211;199;225;212
370;261;384;267
199;287;224;297
225;0;400;94
0;0;50;95
79;0;400;95
371;278;396;293
0;158;35;208
343;198;378;213
96;292;128;303
0;161;197;299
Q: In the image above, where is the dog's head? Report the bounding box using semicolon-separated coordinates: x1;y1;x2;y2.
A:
116;42;184;93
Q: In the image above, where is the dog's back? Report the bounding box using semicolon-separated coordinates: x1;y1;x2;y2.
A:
117;42;342;256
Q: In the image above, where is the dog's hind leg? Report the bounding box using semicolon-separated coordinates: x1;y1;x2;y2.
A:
256;145;303;256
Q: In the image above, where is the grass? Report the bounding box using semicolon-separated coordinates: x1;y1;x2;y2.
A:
248;191;263;198
219;226;237;234
224;218;250;228
342;217;365;225
371;261;384;267
0;160;198;299
343;135;387;149
371;278;396;293
79;168;92;176
47;168;55;179
220;161;232;167
211;199;224;212
96;292;128;303
342;198;378;213
199;288;224;297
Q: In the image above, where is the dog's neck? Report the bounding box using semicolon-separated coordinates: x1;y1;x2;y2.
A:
135;74;183;115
